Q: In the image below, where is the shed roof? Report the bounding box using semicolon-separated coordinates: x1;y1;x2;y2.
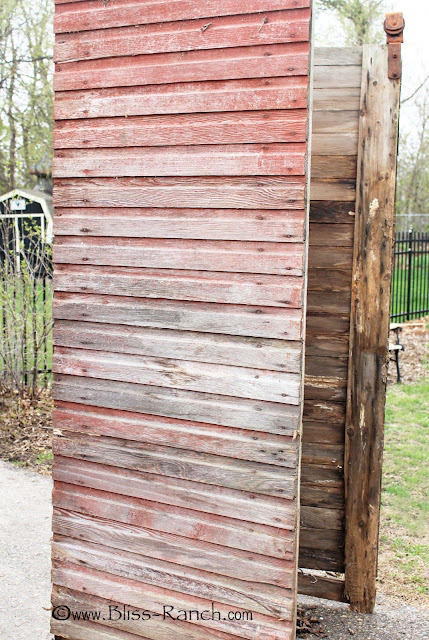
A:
0;188;54;242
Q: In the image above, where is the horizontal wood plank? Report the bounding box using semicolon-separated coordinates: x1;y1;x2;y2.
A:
53;346;302;405
300;485;344;510
52;483;296;559
312;87;360;111
311;155;356;180
53;455;297;528
309;223;354;247
312;110;359;134
307;268;352;292
298;573;346;602
53;432;298;497
52;561;293;638
54;0;311;32
301;464;343;487
308;246;353;270
54;77;309;121
302;421;345;445
300;506;344;531
53;508;295;590
53;110;308;149
52;537;295;618
313;47;362;67
53;376;302;435
53;293;303;341
52;176;306;210
54;42;309;92
303;399;345;425
307;291;351;316
54;10;311;63
310;180;355;202
309;201;356;225
51;618;143;640
54;237;305;276
302;443;344;468
313;66;361;89
312;133;358;156
53;143;306;177
54;208;306;242
51;584;266;640
53;265;304;309
53;321;302;373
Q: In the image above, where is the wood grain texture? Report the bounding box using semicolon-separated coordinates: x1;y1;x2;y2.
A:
53;293;304;341
54;10;311;62
53;177;306;210
52;506;295;584
310;180;355;202
53;376;302;435
53;346;302;405
53;42;310;92
54;77;308;121
53;321;302;373
53;432;298;497
52;584;279;640
344;45;401;613
53;110;308;149
54;237;305;275
52;2;312;635
51;536;296;617
298;574;346;602
53;143;306;177
313;47;362;67
54;208;306;242
301;96;356;580
53;265;304;308
52;483;295;560
312;87;360;111
54;0;311;32
51;561;293;639
53;455;296;528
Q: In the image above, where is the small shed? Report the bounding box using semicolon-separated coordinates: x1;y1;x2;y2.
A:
0;188;54;246
0;188;53;276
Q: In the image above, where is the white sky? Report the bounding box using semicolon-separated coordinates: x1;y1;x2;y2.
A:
314;0;429;138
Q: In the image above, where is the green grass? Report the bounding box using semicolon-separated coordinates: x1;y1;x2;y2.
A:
391;253;429;320
379;379;429;600
384;379;429;530
37;449;53;464
0;277;53;382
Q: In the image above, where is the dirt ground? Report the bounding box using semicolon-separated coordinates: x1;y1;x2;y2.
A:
387;318;429;385
297;595;429;639
0;388;53;474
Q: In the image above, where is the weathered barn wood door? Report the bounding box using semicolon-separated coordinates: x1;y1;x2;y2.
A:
299;44;401;609
51;2;313;639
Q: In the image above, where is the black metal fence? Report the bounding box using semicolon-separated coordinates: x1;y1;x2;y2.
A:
391;229;429;322
0;216;53;396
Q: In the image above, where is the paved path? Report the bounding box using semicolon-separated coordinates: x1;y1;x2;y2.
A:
0;461;53;640
0;459;428;639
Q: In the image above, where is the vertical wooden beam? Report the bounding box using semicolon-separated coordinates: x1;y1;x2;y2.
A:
344;44;401;613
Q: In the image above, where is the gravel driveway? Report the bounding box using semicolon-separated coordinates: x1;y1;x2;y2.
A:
0;459;428;640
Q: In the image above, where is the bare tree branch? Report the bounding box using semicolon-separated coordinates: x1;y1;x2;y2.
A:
401;75;429;105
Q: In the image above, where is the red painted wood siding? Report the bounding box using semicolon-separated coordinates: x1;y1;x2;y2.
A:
52;2;313;639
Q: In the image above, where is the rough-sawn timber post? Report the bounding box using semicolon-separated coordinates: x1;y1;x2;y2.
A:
344;43;401;613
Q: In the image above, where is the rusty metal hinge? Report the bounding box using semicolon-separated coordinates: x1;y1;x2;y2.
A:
384;12;405;80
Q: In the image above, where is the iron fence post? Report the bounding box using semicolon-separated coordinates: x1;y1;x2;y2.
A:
406;227;413;321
